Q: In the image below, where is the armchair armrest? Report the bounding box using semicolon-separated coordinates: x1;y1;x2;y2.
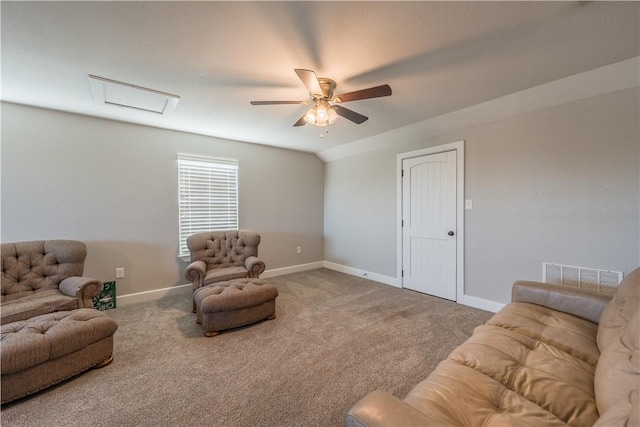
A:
185;260;207;292
59;276;104;308
512;281;612;324
245;256;265;278
346;390;452;427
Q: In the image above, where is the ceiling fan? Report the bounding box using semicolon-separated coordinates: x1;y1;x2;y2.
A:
250;69;392;128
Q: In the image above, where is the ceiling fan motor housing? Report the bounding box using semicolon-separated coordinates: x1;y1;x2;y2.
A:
316;78;336;100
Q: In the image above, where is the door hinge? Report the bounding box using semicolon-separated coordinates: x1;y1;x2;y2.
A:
401;270;404;277
401;220;404;227
401;169;404;177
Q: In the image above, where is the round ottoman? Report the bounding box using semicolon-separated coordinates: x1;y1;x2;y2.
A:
193;278;278;337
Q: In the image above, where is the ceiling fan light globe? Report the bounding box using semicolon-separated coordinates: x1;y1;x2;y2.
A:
304;108;316;125
316;105;328;120
327;107;338;124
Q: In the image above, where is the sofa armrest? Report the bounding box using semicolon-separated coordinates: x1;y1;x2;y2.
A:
185;260;207;292
59;276;104;308
512;281;612;324
245;256;265;278
346;390;450;427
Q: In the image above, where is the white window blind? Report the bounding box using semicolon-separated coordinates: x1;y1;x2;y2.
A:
177;155;238;257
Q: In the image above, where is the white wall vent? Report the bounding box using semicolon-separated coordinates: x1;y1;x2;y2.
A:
88;75;180;115
543;263;623;296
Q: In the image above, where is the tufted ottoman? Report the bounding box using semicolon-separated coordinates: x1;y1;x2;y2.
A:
193;278;278;337
1;308;118;404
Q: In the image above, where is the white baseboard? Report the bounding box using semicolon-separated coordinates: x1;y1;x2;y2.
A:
115;261;504;313
261;261;325;279
457;294;505;313
323;261;401;288
115;262;325;306
116;283;192;307
322;262;504;312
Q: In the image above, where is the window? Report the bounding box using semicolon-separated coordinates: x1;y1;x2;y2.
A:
177;154;238;257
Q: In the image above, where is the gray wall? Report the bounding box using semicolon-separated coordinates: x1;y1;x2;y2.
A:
1;103;324;296
325;88;640;304
3;88;638;305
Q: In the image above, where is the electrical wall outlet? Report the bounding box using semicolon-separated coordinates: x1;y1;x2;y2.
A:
296;246;302;254
115;267;125;279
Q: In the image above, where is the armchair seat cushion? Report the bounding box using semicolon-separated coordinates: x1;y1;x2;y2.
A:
1;289;77;325
203;266;249;286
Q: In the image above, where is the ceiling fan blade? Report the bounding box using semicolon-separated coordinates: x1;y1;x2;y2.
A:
333;84;392;103
293;114;307;127
333;105;368;124
294;69;323;98
250;101;305;105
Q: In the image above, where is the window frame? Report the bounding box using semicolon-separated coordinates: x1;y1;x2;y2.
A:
177;154;239;259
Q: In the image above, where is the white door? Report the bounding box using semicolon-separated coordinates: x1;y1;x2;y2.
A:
402;150;457;300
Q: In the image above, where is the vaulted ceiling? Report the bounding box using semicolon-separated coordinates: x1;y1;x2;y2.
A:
2;1;639;156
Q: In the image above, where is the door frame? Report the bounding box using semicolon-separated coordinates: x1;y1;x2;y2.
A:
397;140;465;301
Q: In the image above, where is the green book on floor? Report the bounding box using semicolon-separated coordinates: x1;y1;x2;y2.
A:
93;281;116;311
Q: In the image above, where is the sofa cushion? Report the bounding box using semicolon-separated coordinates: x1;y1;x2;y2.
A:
405;359;584;426
402;304;601;426
0;290;78;325
487;302;600;366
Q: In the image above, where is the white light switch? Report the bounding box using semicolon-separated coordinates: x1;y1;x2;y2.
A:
465;199;473;210
115;268;125;279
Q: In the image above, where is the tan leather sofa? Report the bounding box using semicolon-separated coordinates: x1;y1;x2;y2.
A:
185;230;265;293
1;240;104;325
347;268;639;427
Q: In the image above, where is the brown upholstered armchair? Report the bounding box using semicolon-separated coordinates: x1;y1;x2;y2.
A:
1;240;104;325
184;231;266;308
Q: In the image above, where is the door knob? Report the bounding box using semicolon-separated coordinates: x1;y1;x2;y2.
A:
448;231;455;236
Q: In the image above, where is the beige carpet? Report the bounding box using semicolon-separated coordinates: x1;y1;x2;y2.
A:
1;268;492;426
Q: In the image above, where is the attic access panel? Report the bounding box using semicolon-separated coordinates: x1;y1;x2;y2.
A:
88;74;180;115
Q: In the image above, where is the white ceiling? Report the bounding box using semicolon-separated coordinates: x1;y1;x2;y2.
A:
2;1;639;157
